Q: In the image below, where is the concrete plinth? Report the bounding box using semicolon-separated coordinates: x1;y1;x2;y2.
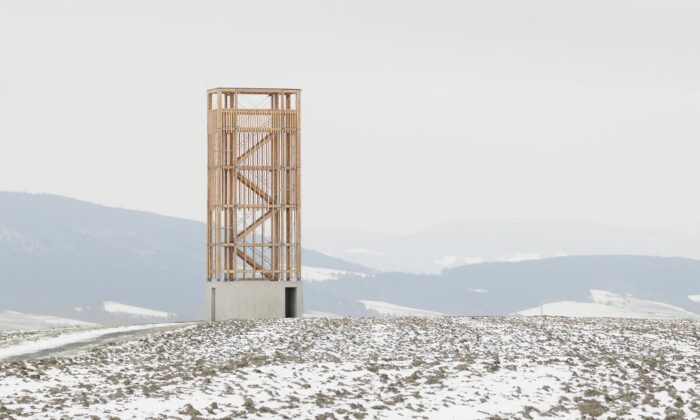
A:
206;281;303;321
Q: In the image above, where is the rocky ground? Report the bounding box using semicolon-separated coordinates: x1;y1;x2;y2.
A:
0;317;698;419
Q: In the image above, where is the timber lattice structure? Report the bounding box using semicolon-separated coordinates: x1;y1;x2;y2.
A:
207;88;301;282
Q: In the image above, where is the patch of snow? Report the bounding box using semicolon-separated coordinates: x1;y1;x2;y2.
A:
462;257;484;265
433;364;570;419
518;302;644;318
103;301;173;319
501;252;544;262
346;248;383;256
590;289;700;319
301;266;365;282
467;288;489;293
689;294;700;303
0;323;180;360
434;255;458;268
500;252;567;263
0;311;95;331
518;290;700;320
303;311;341;318
437;256;485;268
359;300;444;316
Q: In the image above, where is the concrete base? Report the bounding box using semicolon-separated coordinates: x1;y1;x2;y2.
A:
206;281;303;321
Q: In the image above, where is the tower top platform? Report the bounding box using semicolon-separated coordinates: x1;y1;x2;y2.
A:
207;87;300;95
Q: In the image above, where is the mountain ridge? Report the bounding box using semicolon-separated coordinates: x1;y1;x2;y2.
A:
1;192;699;322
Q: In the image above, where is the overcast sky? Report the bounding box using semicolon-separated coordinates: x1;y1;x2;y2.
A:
1;1;699;233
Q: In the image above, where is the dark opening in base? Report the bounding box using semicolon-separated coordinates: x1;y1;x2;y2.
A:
285;287;297;318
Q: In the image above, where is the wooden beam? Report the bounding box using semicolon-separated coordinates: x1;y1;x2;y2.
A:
238;210;273;239
236;172;271;203
236;133;271;165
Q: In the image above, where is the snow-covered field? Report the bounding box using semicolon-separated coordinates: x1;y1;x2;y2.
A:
102;301;174;319
0;311;95;331
0;317;698;419
301;266;366;282
360;300;445;316
518;289;700;320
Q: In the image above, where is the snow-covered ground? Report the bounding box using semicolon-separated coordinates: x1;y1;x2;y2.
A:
0;317;698;419
518;289;700;320
0;311;95;331
359;300;445;316
102;301;174;319
690;294;700;303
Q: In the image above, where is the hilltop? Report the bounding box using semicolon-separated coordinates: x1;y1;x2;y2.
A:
0;317;698;418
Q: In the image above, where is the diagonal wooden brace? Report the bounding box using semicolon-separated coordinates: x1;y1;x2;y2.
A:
236;133;271;165
236;172;271;203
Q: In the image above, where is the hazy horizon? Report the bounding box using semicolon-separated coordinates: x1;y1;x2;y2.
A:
5;189;700;239
2;0;699;234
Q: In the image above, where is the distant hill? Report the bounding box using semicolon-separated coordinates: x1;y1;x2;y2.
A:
305;221;700;273
306;255;700;317
1;192;699;322
0;192;371;322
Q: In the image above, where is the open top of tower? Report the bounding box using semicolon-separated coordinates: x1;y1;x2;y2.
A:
208;87;300;94
208;88;300;111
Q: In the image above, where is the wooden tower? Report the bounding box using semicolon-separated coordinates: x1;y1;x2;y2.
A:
206;88;302;320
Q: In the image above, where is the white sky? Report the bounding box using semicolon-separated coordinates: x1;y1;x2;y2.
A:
1;0;699;233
